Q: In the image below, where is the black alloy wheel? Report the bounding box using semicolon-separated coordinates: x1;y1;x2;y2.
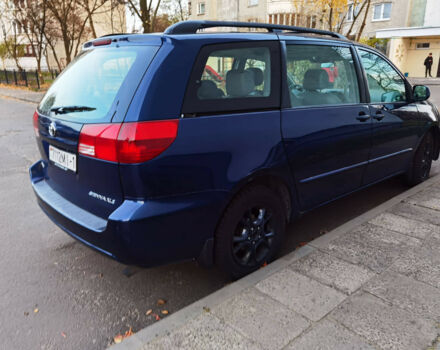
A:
215;185;286;279
232;207;275;267
407;132;434;185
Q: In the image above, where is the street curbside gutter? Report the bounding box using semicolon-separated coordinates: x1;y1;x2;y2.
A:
108;172;440;350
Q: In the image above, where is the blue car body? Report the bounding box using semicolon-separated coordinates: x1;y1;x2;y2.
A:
30;21;440;268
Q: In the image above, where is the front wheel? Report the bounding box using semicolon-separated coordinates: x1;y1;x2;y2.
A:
214;185;286;279
406;131;434;186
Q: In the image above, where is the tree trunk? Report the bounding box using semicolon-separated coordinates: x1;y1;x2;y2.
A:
356;0;371;41
86;6;97;38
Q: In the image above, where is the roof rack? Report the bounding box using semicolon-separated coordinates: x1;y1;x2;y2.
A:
164;20;346;40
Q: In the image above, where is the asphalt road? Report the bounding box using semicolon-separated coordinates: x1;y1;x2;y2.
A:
0;90;439;350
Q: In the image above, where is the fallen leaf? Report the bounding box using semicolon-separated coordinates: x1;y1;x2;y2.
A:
61;332;66;338
113;327;134;344
298;242;307;247
203;306;210;313
153;313;161;321
157;299;166;305
24;312;29;316
161;310;169;315
146;309;152;315
113;335;123;344
260;261;268;268
124;328;133;337
34;308;39;313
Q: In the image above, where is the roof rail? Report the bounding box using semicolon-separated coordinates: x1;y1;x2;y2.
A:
164;20;346;40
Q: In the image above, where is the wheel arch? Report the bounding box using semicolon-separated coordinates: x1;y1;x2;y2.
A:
225;171;298;224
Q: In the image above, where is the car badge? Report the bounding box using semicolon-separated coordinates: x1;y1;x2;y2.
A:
48;122;57;137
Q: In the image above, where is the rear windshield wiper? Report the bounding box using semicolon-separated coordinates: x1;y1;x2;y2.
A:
50;105;96;114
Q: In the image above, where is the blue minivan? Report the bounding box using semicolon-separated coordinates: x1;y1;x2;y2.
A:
30;21;440;278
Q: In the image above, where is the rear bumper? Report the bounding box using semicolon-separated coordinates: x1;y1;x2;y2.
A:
30;160;227;267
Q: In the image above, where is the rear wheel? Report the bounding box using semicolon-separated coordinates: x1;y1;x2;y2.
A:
215;185;286;279
406;132;434;186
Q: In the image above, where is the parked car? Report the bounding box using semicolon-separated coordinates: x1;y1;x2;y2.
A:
30;21;440;279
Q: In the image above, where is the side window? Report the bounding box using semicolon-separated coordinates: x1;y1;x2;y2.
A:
357;49;406;103
286;44;360;108
198;47;271;100
182;42;280;115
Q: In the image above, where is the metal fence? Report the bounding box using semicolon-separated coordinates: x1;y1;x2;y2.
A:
0;69;59;90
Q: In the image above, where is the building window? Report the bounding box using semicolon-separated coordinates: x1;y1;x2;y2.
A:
416;43;430;49
373;3;391;21
347;3;360;21
197;2;205;15
249;0;258;6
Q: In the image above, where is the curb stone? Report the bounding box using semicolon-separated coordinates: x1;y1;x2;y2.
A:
108;173;440;350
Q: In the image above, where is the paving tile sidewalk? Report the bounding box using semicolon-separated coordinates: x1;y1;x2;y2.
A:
0;86;45;104
111;175;440;350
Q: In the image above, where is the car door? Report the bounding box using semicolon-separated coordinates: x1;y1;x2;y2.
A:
356;48;421;184
281;42;371;210
177;40;290;197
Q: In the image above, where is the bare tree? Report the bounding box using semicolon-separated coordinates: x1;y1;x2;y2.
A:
355;0;371;41
77;0;122;38
126;0;163;33
46;0;92;66
161;0;188;25
14;0;51;75
292;0;372;40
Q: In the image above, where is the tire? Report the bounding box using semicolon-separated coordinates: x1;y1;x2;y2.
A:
406;131;434;186
215;185;286;279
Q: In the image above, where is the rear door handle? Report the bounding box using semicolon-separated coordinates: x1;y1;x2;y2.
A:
356;112;371;122
373;111;385;121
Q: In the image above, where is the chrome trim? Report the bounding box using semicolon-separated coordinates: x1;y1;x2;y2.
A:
368;148;413;163
300;161;368;183
299;148;413;184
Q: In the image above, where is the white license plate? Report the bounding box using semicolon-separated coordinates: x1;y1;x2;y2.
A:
49;145;77;172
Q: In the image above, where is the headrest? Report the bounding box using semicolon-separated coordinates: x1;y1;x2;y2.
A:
303;69;331;91
226;70;254;97
246;67;264;86
197;80;224;99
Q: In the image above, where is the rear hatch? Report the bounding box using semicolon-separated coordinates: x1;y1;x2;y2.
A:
34;40;160;218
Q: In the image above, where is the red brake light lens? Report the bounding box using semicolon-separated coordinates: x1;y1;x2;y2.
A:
93;38;112;46
78;123;121;162
78;120;179;164
117;120;179;164
33;111;39;137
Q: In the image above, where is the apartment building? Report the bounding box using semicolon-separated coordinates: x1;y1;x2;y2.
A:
189;0;408;37
376;0;440;77
189;0;267;23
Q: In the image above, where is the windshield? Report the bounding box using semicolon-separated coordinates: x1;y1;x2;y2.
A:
38;45;159;123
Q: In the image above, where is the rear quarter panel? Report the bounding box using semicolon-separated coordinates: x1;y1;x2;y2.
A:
119;111;290;199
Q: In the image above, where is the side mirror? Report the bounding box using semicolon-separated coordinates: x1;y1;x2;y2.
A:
413;85;430;102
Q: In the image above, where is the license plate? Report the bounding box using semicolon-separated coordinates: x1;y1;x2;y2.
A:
49;145;77;172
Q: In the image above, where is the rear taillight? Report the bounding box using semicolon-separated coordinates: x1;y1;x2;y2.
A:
78;120;179;164
117;120;179;163
33;111;40;137
78;123;121;162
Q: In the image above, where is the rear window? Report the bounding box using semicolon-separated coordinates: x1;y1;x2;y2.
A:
38;45;159;123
